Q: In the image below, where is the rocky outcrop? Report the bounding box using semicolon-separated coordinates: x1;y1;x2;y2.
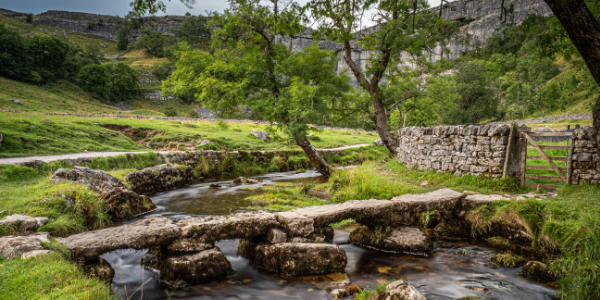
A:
238;241;347;275
0;233;50;259
161;248;233;284
125;164;193;194
0;214;48;234
349;226;433;254
368;280;426;300
56;217;180;262
251;129;269;142
51;166;156;220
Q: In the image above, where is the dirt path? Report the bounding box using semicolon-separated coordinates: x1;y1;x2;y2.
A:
0;144;372;165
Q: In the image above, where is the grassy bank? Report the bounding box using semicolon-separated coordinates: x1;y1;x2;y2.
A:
0;251;115;300
0;112;377;157
249;158;600;299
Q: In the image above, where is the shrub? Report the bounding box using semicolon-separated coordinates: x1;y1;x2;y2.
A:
164;106;178;116
78;64;110;101
116;27;128;51
105;62;139;100
189;110;200;118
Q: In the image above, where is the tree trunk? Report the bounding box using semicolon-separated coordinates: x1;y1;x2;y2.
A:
372;97;399;156
295;136;332;177
595;95;600;160
543;0;600;161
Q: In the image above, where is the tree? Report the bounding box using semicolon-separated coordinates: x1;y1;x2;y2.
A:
78;64;110;101
545;81;561;112
163;0;351;176
135;28;165;57
117;27;128;51
307;0;458;155
171;14;210;45
0;24;33;81
105;62;139;100
26;14;33;24
442;61;498;124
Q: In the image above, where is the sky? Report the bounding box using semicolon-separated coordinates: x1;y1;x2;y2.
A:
2;0;444;22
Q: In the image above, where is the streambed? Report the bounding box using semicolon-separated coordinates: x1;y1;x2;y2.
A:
103;170;555;300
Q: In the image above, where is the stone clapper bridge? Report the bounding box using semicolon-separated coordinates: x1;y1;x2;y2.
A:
55;187;506;285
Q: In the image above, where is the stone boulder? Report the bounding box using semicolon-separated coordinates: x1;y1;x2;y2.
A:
239;241;347;275
0;214;48;234
0;233;49;259
11;99;24;106
21;249;53;259
166;238;214;253
0;131;3;146
522;261;557;281
161;248;233;284
56;217;181;262
251;129;269;142
83;260;115;283
368;280;426;300
51;166;156;220
233;176;259;184
374;139;383;146
125;164;193;194
349;226;433;254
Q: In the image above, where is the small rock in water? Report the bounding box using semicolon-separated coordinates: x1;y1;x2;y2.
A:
233;177;258;184
420;180;428;187
330;289;347;298
209;183;222;189
345;283;363;294
10;99;24;106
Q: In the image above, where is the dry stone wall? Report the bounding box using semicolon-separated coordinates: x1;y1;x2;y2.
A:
571;127;600;184
396;124;512;179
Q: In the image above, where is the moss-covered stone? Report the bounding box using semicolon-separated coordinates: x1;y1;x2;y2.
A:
491;251;525;268
522;261;557;281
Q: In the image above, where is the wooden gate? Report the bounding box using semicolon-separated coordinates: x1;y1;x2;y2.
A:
517;125;574;189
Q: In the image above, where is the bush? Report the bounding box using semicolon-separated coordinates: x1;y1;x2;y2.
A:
151;61;174;81
135;28;165;57
164;106;178;116
189;110;200;118
105;62;139;100
116;27;128;51
78;64;110;101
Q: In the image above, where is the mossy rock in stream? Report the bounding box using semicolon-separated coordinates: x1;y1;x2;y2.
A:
522;261;558;281
491;251;525;268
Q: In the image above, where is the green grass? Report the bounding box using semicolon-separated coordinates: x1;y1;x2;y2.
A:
0;112;378;157
0;252;116;299
0;153;162;236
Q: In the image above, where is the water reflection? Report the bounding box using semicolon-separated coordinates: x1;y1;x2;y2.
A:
104;170;555;300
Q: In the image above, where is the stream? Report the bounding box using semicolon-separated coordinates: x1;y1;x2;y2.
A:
103;170;556;300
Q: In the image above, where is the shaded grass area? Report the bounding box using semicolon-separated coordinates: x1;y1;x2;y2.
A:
0;112;378;157
0;252;116;300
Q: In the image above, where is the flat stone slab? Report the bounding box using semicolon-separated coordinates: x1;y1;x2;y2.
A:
291;199;396;227
390;188;465;209
56;217;180;262
0;214;46;233
462;194;510;209
239;242;347;275
0;233;49;259
349;226;433;254
176;211;279;243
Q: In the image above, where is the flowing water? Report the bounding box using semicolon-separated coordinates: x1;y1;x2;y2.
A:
103;170;556;300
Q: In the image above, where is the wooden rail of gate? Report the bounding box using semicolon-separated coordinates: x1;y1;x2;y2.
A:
517;125;574;189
